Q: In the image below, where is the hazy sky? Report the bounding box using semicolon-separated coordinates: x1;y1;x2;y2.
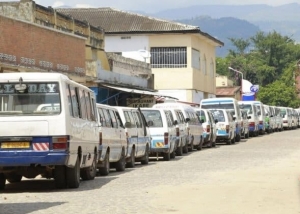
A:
6;0;300;13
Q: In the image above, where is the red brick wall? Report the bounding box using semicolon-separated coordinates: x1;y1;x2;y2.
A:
0;15;86;75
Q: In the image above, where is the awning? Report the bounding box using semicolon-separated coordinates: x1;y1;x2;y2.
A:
100;84;178;99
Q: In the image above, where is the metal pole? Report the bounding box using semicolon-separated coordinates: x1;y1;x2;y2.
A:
228;67;243;100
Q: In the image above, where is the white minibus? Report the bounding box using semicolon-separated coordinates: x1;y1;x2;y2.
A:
114;106;150;167
0;72;99;190
96;104;127;175
200;97;242;142
141;108;177;160
152;103;188;155
152;102;203;152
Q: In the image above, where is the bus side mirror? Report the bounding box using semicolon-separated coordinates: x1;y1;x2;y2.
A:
173;120;178;125
247;116;251;119
185;118;190;123
147;120;154;127
125;122;131;128
214;119;218;124
200;119;204;123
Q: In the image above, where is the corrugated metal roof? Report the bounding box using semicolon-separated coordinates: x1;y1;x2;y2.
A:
216;87;240;96
56;8;223;46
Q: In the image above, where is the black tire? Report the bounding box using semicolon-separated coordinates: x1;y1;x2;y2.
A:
126;148;135;168
176;144;183;156
80;154;97;180
7;173;22;183
245;131;249;139
54;165;67;189
141;146;149;165
66;157;80;188
115;149;126;171
235;133;241;142
197;140;203;150
163;152;170;161
188;142;194;152
0;173;6;190
170;151;176;159
99;152;110;175
212;140;216;147
182;143;188;154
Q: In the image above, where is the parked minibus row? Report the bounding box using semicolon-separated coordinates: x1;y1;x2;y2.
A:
96;102;205;176
199;97;300;146
0;73;299;190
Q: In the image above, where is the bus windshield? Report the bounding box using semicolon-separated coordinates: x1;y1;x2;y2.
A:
0;82;60;116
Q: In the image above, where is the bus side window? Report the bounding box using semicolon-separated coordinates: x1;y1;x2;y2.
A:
77;88;87;120
70;85;80;118
102;109;112;128
66;84;73;116
108;109;117;128
85;91;92;121
132;111;142;128
90;96;96;121
115;111;123;127
98;108;106;127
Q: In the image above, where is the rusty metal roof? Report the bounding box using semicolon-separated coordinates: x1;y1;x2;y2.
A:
56;7;223;46
216;87;240;96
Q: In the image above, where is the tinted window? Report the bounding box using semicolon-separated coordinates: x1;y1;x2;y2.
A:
210;110;226;122
142;110;163;127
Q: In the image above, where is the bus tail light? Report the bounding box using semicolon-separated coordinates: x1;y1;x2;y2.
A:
99;132;102;146
176;127;180;137
164;132;169;145
206;125;210;133
226;125;229;133
52;136;69;150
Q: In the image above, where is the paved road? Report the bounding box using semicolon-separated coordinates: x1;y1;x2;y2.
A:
1;129;300;214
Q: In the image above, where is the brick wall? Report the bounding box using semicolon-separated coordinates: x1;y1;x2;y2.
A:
0;15;86;75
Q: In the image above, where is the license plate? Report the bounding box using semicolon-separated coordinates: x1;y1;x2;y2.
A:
1;142;30;149
155;142;164;148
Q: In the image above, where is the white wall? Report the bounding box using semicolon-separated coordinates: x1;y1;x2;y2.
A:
105;35;149;52
158;90;187;101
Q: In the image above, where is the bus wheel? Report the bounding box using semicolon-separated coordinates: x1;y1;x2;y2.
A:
176;145;183;156
66;157;80;188
81;154;97;180
99;152;110;175
0;173;6;190
54;165;67;189
115;149;126;171
126;148;135;168
141;146;149;165
7;173;22;183
163;152;170;161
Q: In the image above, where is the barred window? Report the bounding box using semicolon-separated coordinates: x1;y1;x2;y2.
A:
150;47;187;68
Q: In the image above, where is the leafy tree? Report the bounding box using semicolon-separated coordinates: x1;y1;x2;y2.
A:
217;30;300;107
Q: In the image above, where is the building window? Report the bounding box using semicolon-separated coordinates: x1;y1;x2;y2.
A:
192;49;200;70
203;54;207;75
210;59;214;78
150;47;187;68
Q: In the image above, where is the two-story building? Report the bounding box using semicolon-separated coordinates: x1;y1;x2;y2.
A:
57;8;224;104
0;0;168;106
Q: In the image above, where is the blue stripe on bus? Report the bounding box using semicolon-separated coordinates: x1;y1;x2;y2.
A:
0;151;68;166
